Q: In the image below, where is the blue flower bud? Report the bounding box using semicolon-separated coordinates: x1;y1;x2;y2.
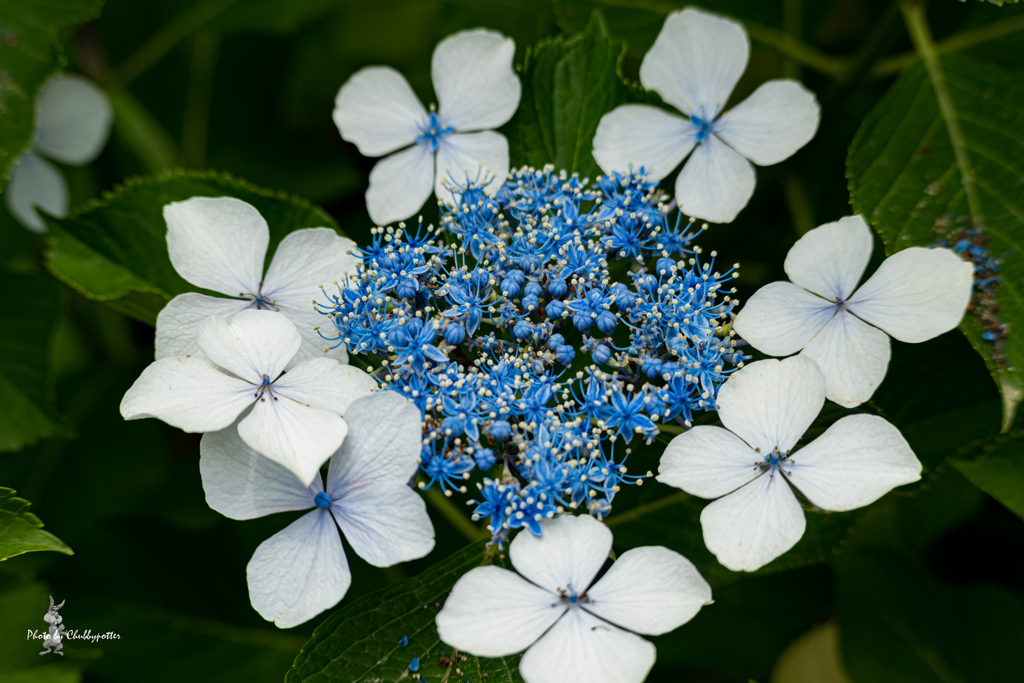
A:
638;274;658;295
592;344;611;365
500;278;520;297
546;300;566;320
522;294;540;311
642;357;663;378
656;257;676;276
489;420;511;440
388;326;410;347
524;281;542;298
547;278;568;298
474;448;498;470
396;279;418;299
508;269;527;285
547;333;565;350
513;320;533;340
610;283;635;310
470;269;491;289
444;323;466;345
595;311;617;335
555;344;576;365
572;313;593;331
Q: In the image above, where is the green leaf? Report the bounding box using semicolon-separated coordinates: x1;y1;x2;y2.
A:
287;541;524;683
847;54;1024;430
0;488;71;560
952;431;1024;520
0;0;103;190
835;546;1024;683
0;272;73;451
504;11;626;179
43;169;341;326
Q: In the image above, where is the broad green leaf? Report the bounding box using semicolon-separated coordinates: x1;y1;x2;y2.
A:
504;11;626;179
952;431;1024;520
0;273;73;451
847;54;1024;430
287;541;524;683
835;546;1024;683
770;622;851;683
0;488;71;560
0;0;103;190
43;170;341;326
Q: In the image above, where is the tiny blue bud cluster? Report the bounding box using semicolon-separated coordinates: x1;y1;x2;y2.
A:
317;165;745;542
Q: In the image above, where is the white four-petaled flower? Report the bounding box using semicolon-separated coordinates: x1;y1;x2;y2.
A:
156;196;357;366
592;7;820;224
121;309;377;485
658;356;922;572
6;74;113;232
733;215;973;407
436;515;712;683
333;28;521;225
201;391;435;628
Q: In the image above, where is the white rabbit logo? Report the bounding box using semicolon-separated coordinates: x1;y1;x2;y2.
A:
39;596;66;656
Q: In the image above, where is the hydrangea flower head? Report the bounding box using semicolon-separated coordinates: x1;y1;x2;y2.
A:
733;215;973;407
6;74;113;232
592;7;820;223
333;29;521;225
436;514;712;683
658;356;922;572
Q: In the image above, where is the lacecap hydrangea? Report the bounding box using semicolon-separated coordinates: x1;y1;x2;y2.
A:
316;165;747;542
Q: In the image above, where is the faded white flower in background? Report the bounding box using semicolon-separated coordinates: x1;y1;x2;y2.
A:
733;215;973;407
201;391;434;628
658;356;922;572
436;514;712;683
121;309;376;485
333;28;521;225
5;74;113;232
592;7;820;224
155;196;357;365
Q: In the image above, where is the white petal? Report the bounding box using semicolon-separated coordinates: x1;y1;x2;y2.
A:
592;105;696;182
247;510;350;629
701;472;806;572
262;228;358;364
199;424;317;520
164;197;268;296
785;414;922;511
657;426;761;498
196;310;300;385
733;281;836;357
432;29;520;132
326;391;422;495
848;247;973;343
35;74;113;165
800;310;891;408
675;133;755;223
716;79;820;166
639;7;748;118
585;546;712;635
237;396;348;487
784;215;873;301
4;152;68;233
333;66;425;157
119;357;253;431
271;358;377;415
154;293;250;360
331;485;434;566
510;514;611;595
436;565;565;657
366;144;435;226
519;607;656;683
716;356;825;454
435;131;509;205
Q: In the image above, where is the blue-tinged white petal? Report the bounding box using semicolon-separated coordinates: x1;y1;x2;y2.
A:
733;281;836;357
674;133;755;224
331;485;434;567
785;414;921;511
247;509;350;628
639;7;749;119
271;358;376;415
716;79;820;166
784;215;873;302
510;514;611;595
200;423;317;520
432;28;520;132
196;310;300;385
4;152;68;233
800;310;891;408
658;425;762;498
366;143;435;226
154;292;250;360
35;74;113;165
592;104;696;182
333;66;426;157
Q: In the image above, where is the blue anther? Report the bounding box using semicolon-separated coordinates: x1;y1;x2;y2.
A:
691;115;714;143
399;635;409;647
314;491;332;509
409;658;420;672
415;110;454;152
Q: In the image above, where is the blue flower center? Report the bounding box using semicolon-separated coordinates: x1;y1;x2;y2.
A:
835;298;845;308
690;115;715;143
416;110;454;152
314;491;332;509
